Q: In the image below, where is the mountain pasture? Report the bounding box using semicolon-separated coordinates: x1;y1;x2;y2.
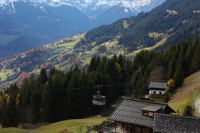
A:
0;117;107;133
169;71;200;116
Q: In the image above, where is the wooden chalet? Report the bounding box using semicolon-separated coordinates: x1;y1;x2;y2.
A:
109;99;175;133
148;82;167;98
109;99;200;133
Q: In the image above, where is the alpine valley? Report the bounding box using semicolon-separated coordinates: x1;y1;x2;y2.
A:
0;0;200;88
0;0;165;57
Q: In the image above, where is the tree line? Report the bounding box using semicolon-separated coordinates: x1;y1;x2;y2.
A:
0;38;200;127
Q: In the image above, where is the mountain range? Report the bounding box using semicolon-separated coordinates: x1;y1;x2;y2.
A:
0;0;165;57
0;0;200;88
0;0;165;16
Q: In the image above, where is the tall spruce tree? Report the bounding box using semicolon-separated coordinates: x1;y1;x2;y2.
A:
38;68;48;85
1;84;18;127
174;64;184;88
183;104;193;116
40;84;51;122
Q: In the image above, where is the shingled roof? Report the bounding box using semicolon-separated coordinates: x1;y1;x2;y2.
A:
148;82;167;90
142;105;162;112
109;99;174;128
153;113;200;133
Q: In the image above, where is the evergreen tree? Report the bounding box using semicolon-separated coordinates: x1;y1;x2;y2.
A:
38;68;48;85
191;40;200;72
30;89;41;123
164;92;170;102
19;78;32;108
88;56;100;71
1;98;11;128
174;64;184;88
24;75;41;123
183;104;193;116
167;58;176;80
40;84;51;122
1;85;18;127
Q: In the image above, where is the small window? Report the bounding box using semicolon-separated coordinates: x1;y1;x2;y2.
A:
136;127;141;133
159;91;162;94
153;91;156;94
143;128;150;133
142;110;154;117
142;110;148;116
148;112;154;116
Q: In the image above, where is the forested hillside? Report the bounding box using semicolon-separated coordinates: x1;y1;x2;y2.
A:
0;0;200;88
0;38;200;127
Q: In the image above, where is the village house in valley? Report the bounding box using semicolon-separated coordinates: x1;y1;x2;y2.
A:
109;99;200;133
148;82;167;98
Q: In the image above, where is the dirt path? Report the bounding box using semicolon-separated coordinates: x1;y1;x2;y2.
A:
169;71;200;103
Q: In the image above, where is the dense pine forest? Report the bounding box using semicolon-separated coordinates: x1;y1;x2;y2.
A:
0;38;200;127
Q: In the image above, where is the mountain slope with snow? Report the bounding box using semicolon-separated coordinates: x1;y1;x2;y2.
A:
0;0;165;16
0;0;165;57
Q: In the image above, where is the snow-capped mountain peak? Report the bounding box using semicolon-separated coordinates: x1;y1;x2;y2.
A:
0;0;166;59
0;0;165;14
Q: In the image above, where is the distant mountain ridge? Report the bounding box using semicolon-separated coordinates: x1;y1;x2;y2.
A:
0;2;92;56
0;0;199;88
0;0;165;57
0;0;165;16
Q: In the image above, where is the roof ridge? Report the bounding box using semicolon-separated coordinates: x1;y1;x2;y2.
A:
154;113;200;119
123;98;167;105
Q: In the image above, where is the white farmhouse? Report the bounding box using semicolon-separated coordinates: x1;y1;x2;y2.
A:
148;82;167;98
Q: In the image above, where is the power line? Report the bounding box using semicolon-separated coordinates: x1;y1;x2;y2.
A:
3;81;130;95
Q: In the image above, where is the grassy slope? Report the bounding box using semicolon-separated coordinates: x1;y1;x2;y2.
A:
169;71;200;116
127;37;167;57
0;117;107;133
0;127;27;133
